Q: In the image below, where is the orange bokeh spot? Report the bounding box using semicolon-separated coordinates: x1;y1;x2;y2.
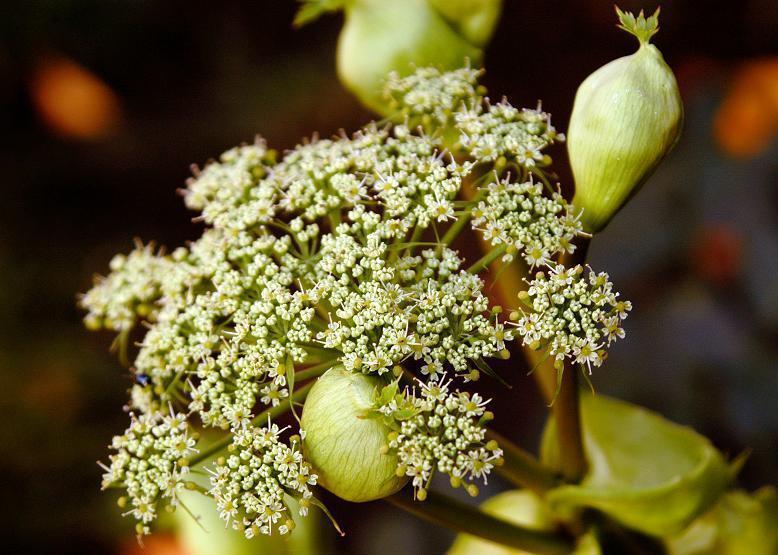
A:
714;58;778;158
29;55;121;140
689;224;742;288
119;534;188;555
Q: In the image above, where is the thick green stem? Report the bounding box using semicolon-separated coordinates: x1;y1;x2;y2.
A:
387;490;574;554
487;429;561;494
552;366;586;482
553;236;591;482
189;382;315;467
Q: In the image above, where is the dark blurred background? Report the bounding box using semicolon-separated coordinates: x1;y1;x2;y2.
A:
1;1;776;553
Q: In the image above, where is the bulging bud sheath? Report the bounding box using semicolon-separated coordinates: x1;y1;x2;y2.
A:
427;0;503;48
301;367;408;502
337;0;488;114
567;8;682;233
295;0;501;115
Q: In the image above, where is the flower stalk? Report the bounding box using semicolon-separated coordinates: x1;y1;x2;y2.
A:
552;236;591;482
486;429;561;494
467;244;508;274
388;489;574;554
188;381;316;468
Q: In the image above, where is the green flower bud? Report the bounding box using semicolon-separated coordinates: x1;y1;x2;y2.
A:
339;0;486;114
427;0;503;48
296;0;499;115
301;366;408;502
567;8;682;233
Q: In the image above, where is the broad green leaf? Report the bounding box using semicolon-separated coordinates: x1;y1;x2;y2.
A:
542;394;736;536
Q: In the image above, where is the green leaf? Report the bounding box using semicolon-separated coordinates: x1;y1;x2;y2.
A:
541;394;737;536
392;407;417;421
665;487;778;555
379;380;399;405
615;6;660;45
293;0;346;28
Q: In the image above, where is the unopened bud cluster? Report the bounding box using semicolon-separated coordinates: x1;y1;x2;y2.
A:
81;243;173;332
383;66;483;130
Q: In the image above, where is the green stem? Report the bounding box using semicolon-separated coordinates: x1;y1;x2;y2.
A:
554;236;591;482
387;490;573;554
467;244;507;274
294;359;336;382
442;189;487;246
189;382;315;467
487;429;561;494
552;365;586;482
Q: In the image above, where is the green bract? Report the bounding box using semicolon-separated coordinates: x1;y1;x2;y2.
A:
339;0;481;114
301;367;408;502
541;394;736;536
567;8;683;233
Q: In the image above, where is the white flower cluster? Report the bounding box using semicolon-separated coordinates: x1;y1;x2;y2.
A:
83;66;589;536
81;243;171;332
208;422;317;538
472;177;583;266
382;67;562;171
514;264;632;372
383;66;483;129
313;230;513;379
375;379;502;499
100;409;197;536
456;101;562;167
184;140;276;227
